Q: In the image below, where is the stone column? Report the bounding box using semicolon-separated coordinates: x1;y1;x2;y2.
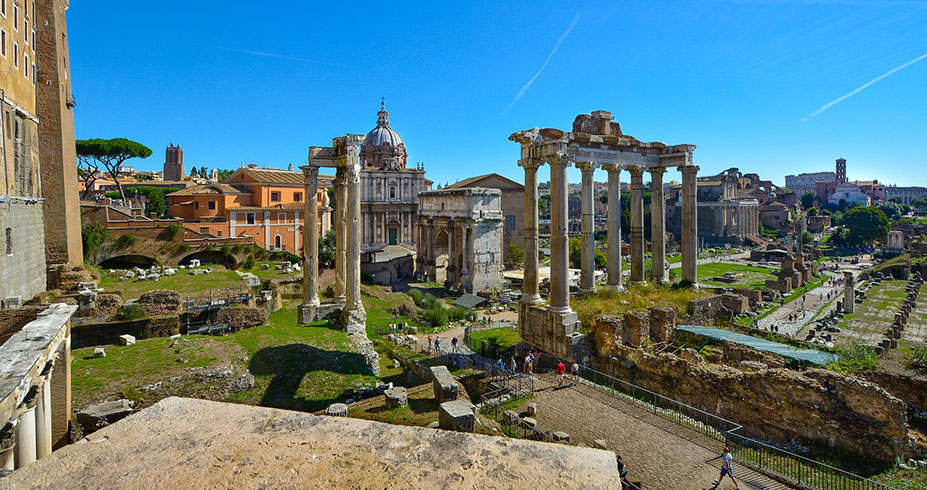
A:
844;271;855;314
446;220;455;287
35;377;52;459
603;164;622;288
302;166;320;307
549;155;571;313
14;396;37;468
520;158;543;303
649;167;667;282
577;161;597;292
628;165;646;284
714;207;722;236
681;166;699;284
428;220;436;282
333;168;347;305
342;157;366;333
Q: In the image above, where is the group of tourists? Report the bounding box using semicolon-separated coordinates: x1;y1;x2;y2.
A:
388;322;411;334
425;334;461;355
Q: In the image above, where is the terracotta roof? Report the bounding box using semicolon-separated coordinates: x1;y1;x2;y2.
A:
228;202;315;212
167;183;248;197
225;167;334;187
446;173;524;191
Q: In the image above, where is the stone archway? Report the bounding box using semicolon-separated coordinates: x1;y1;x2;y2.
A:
98;254;157;269
434;230;449;283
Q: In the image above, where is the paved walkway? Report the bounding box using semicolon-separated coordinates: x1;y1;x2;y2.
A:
527;373;793;490
756;273;844;337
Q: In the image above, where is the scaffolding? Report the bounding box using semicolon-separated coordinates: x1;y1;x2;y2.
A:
183;287;253;335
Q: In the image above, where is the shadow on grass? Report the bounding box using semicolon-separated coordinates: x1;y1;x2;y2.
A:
248;343;371;413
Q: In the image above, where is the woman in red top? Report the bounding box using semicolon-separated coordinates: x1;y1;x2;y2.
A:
556;361;566;386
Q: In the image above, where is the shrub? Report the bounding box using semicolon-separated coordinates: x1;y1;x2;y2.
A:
180;243;191;252
115;233;137;249
115;304;146;321
82;224;108;258
828;343;878;374
241;257;255;270
908;346;927;370
447;307;470;322
422;293;441;310
221;245;231;257
361;272;375;285
407;288;424;306
232;244;244;254
168;223;183;240
423;307;448;327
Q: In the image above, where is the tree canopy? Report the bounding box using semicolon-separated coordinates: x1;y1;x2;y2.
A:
800;191;817;210
76;138;153;200
842;206;890;246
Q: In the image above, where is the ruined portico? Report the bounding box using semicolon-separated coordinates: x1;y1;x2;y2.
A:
512;111;698;360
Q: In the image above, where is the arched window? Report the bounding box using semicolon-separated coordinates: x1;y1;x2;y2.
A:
274;234;282;250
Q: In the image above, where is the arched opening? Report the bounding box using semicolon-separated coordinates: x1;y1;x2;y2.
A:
386;219;401;246
273;234;282;250
178;250;238;269
99;254;157;269
434;230;449;283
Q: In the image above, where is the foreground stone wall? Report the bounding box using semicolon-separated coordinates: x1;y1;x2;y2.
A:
596;344;909;461
518;303;590;362
0;199;47;304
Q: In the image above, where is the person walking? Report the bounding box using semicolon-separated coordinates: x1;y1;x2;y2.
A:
497;357;505;373
427;335;433;354
434;337;441;355
452;336;459;353
712;447;739;489
571;360;579;386
509;356;517;373
556;360;566;386
524;353;533;374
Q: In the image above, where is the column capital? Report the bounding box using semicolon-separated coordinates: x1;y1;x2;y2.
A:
518;157;544;170
574;161;599;172
627;165;645;177
344;163;361;183
300;165;320;178
648;166;667;177
601;163;624;173
546;153;572;167
680;165;700;175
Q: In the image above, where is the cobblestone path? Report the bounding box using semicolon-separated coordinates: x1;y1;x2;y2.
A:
527;373;794;490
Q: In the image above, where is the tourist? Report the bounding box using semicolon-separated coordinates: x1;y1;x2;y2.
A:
524;353;533;374
616;455;628;481
452;336;459;353
509;356;517;373
571;360;579;386
404;321;409;333
533;350;541;371
712;447;739;489
497;357;505;373
434;337;441;354
480;340;486;357
556;360;566;386
427;335;433;353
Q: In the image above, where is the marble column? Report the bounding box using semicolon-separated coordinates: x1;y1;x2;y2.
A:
650;167;667;282
577;161;597;292
345;163;362;313
14;396;36;468
35;377;52;459
302;166;320;307
520;158;543;303
333;168;347;305
446;220;455;287
549;156;571;313
603;164;622;288
428;220;436;282
844;271;855;314
681;166;699;284
628;165;646;284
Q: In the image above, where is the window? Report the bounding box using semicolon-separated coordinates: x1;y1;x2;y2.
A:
5;227;11;255
30;29;34;49
277;213;286;224
505;215;516;231
216;230;223;237
12;43;17;68
270;191;280;202
389;185;396;199
293;192;302;202
23;54;27;77
194;201;199;210
208;201;216;210
1;29;5;58
1;0;6;18
246;213;255;225
199;227;209;234
30;62;34;85
12;5;17;30
273;235;282;250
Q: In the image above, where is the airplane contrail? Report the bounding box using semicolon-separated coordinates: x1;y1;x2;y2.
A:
218;47;341;67
802;51;927;121
501;14;581;116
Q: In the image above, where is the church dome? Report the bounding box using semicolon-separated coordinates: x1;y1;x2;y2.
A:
361;100;408;169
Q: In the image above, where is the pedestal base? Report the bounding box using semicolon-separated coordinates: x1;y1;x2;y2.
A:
298;303;342;325
342;308;367;335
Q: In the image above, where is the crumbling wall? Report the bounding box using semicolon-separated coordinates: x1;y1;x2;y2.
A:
863;370;927;414
137;290;182;317
72;316;182;348
595;344;909;462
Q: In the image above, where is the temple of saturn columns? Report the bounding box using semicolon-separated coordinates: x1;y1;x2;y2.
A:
299;134;367;334
513;111;698;360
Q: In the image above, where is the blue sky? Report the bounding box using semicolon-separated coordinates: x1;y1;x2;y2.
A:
69;1;927;187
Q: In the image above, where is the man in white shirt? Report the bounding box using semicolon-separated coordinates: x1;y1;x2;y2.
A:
713;447;739;489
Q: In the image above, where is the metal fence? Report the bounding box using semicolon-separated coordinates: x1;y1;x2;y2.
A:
479;387;552;442
537;356;896;490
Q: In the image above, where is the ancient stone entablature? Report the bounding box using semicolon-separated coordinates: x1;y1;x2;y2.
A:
513;110;699;362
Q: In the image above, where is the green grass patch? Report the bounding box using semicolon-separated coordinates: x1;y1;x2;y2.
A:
99;265;249;300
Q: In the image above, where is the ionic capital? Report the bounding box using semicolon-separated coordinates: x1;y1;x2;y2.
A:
601;163;624;173
546;153;572;167
333;167;348;186
518;157;544;170
574;161;599;172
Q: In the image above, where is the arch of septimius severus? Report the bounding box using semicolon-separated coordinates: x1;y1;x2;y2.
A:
513;111;699;360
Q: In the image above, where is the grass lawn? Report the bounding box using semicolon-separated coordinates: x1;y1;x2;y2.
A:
99;265;251;300
73;301;381;414
349;386;440;427
244;261;302;281
669;262;776;289
468;327;522;358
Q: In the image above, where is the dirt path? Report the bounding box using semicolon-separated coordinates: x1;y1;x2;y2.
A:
526;373;793;490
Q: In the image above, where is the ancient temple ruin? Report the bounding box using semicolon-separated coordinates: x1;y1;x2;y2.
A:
512;111;698;360
416;187;504;293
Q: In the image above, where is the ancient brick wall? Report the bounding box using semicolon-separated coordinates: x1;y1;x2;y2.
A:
0;200;48;303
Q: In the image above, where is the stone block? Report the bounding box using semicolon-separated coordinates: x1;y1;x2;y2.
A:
502;410;520;427
431;366;458;403
526;403;537;417
75;399;134;432
622;311;649;347
324;403;348;417
521;417;537;429
594;439;608;450
438;400;475;432
648;306;676;342
384;387;408;409
93;347;106;358
891;338;898;349
553;431;571;442
119;334;136;346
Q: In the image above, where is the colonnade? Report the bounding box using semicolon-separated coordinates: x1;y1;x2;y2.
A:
301;135;366;330
520;156;699;312
711;201;759;237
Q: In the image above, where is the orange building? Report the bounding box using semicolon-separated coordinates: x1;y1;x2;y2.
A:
167;165;332;253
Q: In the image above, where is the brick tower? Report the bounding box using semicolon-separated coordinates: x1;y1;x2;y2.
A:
836;158;847;184
164;144;184;182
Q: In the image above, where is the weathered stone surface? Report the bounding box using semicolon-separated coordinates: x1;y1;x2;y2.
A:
431;366;458;403
75;399;134;432
526;403;537;417
4;398;620;489
137;290;182;317
384;387;408;409
118;334;135;346
553;431;571;442
324;403;348;417
648;307;675;342
622;311;648;347
93;347;105;358
439;399;476;433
